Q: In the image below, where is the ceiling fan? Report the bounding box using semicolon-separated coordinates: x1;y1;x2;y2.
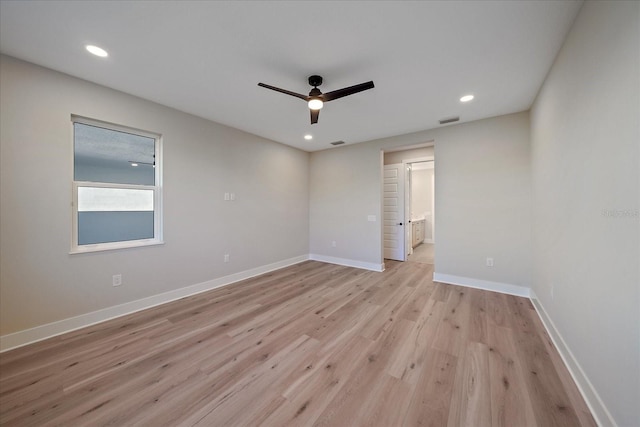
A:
258;75;374;124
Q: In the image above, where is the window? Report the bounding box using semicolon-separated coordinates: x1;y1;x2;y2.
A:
71;116;162;253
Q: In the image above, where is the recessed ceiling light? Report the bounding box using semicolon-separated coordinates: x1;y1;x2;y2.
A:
304;134;313;140
86;45;108;57
460;94;474;103
130;162;139;167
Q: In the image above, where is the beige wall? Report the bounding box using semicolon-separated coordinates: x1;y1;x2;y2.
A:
309;141;384;268
0;55;310;337
310;111;532;288
530;1;639;425
383;146;434;164
433;113;531;287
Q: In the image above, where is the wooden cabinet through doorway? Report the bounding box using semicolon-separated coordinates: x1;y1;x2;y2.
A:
412;219;425;248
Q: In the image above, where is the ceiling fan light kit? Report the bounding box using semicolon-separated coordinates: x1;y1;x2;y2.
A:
308;99;323;110
258;75;374;124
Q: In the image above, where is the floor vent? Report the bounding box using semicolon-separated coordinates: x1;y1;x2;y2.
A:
330;140;345;146
439;116;460;125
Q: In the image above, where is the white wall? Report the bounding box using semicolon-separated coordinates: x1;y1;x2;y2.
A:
0;55;310;341
411;167;434;243
411;168;430;220
309;111;532;291
423;167;435;242
530;1;639;425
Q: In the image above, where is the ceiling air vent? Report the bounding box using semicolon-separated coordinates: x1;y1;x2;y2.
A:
439;116;460;125
330;140;345;146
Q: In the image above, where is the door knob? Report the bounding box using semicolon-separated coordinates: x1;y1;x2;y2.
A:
397;222;403;225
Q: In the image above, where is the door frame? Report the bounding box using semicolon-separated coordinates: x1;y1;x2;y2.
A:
380;142;434;268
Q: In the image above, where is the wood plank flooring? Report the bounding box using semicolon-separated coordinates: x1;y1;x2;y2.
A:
408;243;434;265
0;260;596;426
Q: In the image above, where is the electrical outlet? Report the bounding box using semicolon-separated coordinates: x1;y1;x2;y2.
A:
230;193;236;201
112;274;122;287
486;257;494;267
331;241;337;247
224;254;229;263
224;192;230;201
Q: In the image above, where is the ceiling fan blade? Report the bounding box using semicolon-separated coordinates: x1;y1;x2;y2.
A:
310;109;319;124
258;83;308;101
320;81;374;102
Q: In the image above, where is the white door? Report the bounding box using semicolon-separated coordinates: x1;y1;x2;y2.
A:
383;163;406;261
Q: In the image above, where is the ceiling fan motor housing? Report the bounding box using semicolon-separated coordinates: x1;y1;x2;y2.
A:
308;75;323;87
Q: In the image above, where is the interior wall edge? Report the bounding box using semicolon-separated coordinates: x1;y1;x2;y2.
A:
529;290;617;427
0;254;309;353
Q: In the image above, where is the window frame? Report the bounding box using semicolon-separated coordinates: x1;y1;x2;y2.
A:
70;116;163;254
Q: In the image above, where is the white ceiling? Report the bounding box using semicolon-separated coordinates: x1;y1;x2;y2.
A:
0;0;582;152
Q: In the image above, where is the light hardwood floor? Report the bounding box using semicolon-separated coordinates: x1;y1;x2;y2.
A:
408;243;434;264
0;260;595;426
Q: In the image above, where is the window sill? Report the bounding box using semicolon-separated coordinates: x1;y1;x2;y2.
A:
70;239;164;255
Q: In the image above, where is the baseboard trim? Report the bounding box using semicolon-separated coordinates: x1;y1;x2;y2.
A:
529;290;616;427
0;255;309;352
308;254;385;272
433;272;530;297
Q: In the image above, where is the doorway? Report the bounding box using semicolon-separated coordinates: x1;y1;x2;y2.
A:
407;160;434;265
382;144;435;264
